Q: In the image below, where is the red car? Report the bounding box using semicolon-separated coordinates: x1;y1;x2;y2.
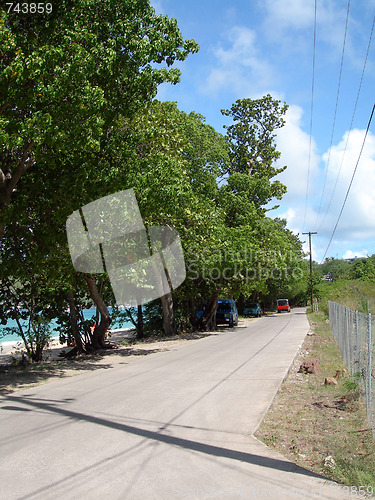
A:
277;298;291;313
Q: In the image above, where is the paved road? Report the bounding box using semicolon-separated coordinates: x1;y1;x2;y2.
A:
0;309;348;499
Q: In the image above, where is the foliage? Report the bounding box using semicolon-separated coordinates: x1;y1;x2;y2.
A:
0;0;199;350
320;257;355;281
1;9;306;349
315;255;375;315
0;0;198;228
0;278;53;361
221;94;288;211
316;279;375;316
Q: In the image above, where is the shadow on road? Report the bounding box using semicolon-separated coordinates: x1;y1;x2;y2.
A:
0;331;221;396
0;360;114;396
3;393;327;486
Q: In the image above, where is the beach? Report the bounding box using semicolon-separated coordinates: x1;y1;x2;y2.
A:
0;328;136;363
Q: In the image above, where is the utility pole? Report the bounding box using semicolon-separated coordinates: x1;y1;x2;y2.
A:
303;231;317;310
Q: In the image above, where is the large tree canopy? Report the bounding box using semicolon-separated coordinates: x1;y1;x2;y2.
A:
0;0;198;234
221;95;288;210
0;1;199;354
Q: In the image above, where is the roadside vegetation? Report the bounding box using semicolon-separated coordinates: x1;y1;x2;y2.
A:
255;263;375;492
315;255;375;315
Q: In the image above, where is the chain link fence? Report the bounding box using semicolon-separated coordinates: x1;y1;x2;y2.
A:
328;301;375;437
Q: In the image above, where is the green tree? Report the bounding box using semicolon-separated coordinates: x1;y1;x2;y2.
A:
124;101;228;334
352;257;375;281
221;94;288;210
0;0;198;238
0;1;198;352
189;95;305;326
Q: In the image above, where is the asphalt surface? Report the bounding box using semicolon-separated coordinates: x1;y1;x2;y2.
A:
0;309;350;499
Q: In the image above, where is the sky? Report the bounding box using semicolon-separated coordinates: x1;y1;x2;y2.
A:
150;0;375;263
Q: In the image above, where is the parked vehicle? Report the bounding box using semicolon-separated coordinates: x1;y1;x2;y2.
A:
196;303;206;322
277;298;291;313
216;299;238;327
244;302;262;317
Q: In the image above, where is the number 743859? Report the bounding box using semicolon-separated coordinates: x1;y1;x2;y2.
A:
6;3;53;14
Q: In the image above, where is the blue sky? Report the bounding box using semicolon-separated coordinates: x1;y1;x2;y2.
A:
151;0;375;263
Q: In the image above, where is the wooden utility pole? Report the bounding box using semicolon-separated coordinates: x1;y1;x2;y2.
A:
303;231;317;309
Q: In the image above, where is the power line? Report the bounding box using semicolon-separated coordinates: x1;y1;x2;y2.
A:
303;0;317;231
318;15;375;231
314;0;351;229
321;103;375;262
302;231;317;308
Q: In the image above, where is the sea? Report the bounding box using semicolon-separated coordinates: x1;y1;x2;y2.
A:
0;307;135;345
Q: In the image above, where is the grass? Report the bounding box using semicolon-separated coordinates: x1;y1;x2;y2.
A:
317;279;375;316
255;309;375;493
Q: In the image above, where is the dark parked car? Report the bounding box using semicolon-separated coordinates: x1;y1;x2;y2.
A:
216;299;238;327
244;302;262;317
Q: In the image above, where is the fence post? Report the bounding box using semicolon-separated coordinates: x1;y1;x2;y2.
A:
368;313;372;421
348;309;354;375
355;310;359;373
342;306;350;370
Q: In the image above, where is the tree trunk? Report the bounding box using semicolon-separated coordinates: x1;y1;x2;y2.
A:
136;304;144;340
0;141;35;241
125;306;144;339
85;275;111;349
160;292;176;336
67;291;86;353
201;291;219;331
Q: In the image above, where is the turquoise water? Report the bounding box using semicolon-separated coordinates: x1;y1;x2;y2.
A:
0;307;134;344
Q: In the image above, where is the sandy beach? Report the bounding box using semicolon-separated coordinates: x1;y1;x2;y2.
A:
0;328;136;362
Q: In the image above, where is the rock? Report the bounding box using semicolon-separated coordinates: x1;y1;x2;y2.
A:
298;358;320;374
324;455;336;470
325;377;338;386
333;369;347;379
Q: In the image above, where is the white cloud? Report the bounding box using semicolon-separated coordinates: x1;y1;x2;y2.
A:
342;249;369;259
275;105;320;201
260;0;371;66
319;129;375;239
261;0;315;30
202;26;275;96
271;110;375;261
276;208;316;258
277;127;375;261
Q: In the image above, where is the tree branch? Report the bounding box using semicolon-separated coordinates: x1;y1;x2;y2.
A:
0;141;35;209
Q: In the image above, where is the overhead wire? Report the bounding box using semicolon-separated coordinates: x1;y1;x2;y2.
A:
303;0;317;231
314;0;351;229
321;103;375;262
318;15;375;231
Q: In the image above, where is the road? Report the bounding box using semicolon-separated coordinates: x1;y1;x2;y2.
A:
0;309;348;499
